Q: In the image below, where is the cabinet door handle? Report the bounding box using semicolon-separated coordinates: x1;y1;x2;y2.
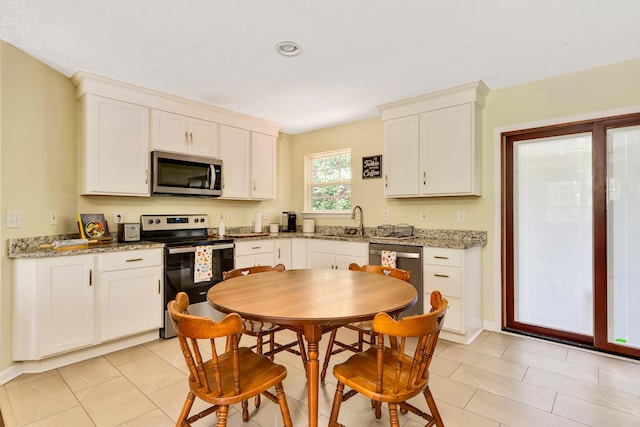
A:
89;269;92;286
278;248;281;258
434;274;450;278
423;171;427;186
184;131;189;144
251;246;262;250
253;180;256;191
126;258;143;262
158;279;161;294
384;174;388;188
434;256;449;260
189;132;193;144
145;169;148;184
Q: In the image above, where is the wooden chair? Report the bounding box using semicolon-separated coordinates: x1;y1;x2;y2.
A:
321;263;411;381
167;292;293;427
328;291;448;427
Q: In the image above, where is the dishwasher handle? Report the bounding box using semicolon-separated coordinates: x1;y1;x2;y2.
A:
369;249;421;259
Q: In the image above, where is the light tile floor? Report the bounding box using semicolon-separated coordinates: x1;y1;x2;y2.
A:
1;329;640;426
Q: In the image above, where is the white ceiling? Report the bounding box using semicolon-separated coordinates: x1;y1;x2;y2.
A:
1;1;639;134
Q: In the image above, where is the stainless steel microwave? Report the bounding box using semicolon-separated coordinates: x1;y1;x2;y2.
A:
151;151;223;197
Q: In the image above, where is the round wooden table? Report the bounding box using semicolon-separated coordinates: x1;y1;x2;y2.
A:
207;268;417;427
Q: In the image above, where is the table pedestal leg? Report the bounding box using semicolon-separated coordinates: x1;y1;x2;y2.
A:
304;325;323;427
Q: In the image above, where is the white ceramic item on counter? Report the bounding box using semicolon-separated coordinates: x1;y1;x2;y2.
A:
302;218;315;233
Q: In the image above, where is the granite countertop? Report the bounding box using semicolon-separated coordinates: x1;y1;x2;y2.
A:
8;234;164;259
227;226;487;250
8;227;486;259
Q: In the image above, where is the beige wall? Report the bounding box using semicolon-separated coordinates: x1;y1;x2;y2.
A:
0;42;78;371
1;40;639;375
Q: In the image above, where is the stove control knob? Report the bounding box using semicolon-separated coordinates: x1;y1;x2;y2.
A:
155;219;161;224
147;219;153;225
194;218;199;223
200;217;205;223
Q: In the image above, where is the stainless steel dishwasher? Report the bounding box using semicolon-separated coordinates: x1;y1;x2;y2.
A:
369;243;423;317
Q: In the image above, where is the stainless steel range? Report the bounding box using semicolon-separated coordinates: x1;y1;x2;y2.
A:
140;214;234;338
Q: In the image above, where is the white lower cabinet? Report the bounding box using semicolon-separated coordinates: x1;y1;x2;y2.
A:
306;240;368;270
97;250;163;341
423;245;482;344
274;239;292;270
234;240;276;268
13;255;95;360
12;249;163;362
291;238;307;269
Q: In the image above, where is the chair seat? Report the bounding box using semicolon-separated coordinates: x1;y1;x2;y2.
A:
242;319;282;335
193;347;288;405
333;347;427;403
346;320;373;331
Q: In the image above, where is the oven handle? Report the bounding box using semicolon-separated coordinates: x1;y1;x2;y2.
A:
168;243;234;254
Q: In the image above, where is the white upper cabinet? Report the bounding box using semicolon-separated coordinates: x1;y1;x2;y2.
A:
219;125;251;199
251;132;276;200
219;126;277;200
383;115;420;196
78;95;150;196
151;110;219;157
378;81;489;198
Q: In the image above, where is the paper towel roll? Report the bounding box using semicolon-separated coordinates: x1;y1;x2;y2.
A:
254;211;262;233
302;218;315;233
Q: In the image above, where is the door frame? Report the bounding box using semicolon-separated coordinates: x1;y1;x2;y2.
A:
493;105;640;359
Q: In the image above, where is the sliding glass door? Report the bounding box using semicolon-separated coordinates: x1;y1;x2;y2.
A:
607;125;640;350
504;115;640;358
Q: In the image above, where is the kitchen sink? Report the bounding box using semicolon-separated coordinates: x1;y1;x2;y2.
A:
320;227;361;238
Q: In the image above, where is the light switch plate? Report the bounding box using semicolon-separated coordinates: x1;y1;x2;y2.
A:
6;210;22;228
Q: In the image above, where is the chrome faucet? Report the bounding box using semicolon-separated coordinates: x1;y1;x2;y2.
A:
352;205;364;236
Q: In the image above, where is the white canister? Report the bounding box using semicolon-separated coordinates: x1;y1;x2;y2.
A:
269;223;279;233
302;218;315;233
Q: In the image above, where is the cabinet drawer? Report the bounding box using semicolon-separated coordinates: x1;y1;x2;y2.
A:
234;240;275;256
423;247;462;267
99;249;162;272
426;292;463;333
424;265;462;298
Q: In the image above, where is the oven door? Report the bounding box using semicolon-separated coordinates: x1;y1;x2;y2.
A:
162;242;234;338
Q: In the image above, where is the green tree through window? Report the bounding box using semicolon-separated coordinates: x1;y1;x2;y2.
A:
306;149;351;212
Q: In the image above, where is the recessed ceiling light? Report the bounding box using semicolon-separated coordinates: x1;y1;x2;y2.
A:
275;41;302;57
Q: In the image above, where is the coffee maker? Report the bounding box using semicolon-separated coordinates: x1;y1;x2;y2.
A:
287;212;297;232
281;211;297;232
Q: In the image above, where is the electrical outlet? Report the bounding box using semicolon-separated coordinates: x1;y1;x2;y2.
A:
383;210;389;221
227;211;233;221
421;212;427;222
263;210;269;220
50;211;57;225
456;210;466;222
6;210;22;228
114;212;124;224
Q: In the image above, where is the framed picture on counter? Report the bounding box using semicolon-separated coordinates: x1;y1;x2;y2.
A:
77;213;110;239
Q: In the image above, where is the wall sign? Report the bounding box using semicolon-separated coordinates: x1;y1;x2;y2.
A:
362;155;382;179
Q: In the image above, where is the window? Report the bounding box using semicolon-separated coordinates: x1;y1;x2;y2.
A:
305;149;351;213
